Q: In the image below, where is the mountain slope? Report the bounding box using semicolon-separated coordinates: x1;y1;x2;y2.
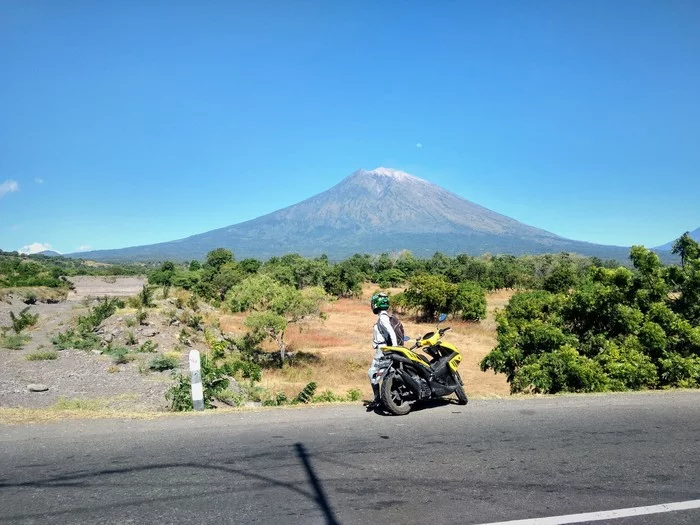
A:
71;167;632;262
655;227;700;251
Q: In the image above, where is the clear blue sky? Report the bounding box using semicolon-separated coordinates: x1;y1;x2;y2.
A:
1;0;698;255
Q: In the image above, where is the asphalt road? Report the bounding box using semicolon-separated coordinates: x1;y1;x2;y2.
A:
1;392;699;525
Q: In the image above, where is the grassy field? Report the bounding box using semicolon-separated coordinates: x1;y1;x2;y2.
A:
220;284;512;401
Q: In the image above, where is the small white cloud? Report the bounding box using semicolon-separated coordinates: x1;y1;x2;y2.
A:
75;245;92;252
416;143;423;149
19;242;57;255
0;180;19;198
35;177;44;184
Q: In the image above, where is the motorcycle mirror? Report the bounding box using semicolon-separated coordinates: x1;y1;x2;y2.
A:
438;313;447;323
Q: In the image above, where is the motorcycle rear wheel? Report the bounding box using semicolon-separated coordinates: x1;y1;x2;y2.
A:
381;373;413;415
453;372;468;405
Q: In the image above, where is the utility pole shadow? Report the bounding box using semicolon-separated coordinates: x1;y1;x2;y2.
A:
295;443;341;525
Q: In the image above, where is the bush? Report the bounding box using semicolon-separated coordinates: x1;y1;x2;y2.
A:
295;381;317;404
52;330;101;351
263;392;289;406
166;356;231;411
138;340;158;353
1;333;31;350
659;353;700;388
8;307;39;333
125;331;137;346
511;345;609;394
453;281;487;321
136;309;148;325
77;297;122;333
106;346;135;365
482;243;700;393
149;354;180;371
313;389;342;403
27;350;59;361
346;388;362;401
594;338;658;390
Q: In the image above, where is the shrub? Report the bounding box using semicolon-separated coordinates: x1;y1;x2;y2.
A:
594;338;658;390
138;340;158;353
453;281;487;321
26;350;59;361
125;331;138;346
659;352;700;388
136;309;148;325
77;297;122;333
166;356;231;411
313;389;342;403
2;333;31;350
8;307;39;333
149;354;180;372
263;392;289;406
52;330;101;351
295;381;317;404
139;285;155;308
187;313;203;331
107;346;135;365
346;388;362;401
510;345;609;394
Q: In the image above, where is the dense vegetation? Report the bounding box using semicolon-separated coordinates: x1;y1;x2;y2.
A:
0;250;144;289
481;234;700;393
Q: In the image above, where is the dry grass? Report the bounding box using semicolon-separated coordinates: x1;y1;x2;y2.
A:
218;285;514;401
0;286;69;303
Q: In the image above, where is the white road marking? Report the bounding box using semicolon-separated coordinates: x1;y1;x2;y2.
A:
473;499;700;525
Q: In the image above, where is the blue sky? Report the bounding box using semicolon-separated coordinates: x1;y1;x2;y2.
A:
1;0;698;255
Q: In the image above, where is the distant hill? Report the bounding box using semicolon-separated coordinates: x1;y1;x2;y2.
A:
71;167;636;262
37;250;62;257
655;228;700;251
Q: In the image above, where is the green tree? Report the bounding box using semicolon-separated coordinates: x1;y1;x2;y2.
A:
205;248;234;270
671;232;700;268
453;281;487;320
228;276;327;362
402;274;456;320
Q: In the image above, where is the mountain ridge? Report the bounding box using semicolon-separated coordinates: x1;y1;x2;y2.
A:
655;227;700;251
70;167;634;262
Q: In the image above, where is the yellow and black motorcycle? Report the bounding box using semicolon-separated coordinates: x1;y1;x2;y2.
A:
377;313;468;415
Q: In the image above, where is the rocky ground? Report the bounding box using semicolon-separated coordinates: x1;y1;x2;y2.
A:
0;277;215;412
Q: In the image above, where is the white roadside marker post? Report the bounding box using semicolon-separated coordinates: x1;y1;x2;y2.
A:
189;350;205;411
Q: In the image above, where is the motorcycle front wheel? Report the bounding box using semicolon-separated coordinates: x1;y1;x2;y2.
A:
381;372;413;415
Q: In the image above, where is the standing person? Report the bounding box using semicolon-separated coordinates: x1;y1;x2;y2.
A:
367;292;398;409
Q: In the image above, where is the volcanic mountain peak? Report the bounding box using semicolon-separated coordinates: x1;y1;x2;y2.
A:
357;167;416;181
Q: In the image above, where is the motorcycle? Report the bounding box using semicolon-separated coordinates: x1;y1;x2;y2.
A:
377;313;468;415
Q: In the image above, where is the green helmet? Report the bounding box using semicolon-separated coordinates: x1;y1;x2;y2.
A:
370;292;390;313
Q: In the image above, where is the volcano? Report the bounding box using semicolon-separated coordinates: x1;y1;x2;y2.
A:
71;167;631;262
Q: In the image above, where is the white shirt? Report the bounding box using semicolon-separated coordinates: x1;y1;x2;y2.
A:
373;310;398;349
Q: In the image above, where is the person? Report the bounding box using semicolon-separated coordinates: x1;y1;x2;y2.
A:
367;292;398;409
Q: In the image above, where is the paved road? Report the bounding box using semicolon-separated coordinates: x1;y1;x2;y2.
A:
1;392;699;524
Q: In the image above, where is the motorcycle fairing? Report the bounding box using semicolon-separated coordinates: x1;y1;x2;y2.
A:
381;346;431;368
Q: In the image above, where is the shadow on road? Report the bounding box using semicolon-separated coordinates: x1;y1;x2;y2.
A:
295;442;341;525
371;397;464;416
0;442;342;524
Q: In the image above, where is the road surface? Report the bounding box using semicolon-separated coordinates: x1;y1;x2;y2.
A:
1;392;699;524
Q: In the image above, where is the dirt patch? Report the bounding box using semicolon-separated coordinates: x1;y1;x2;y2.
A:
0;277;183;411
